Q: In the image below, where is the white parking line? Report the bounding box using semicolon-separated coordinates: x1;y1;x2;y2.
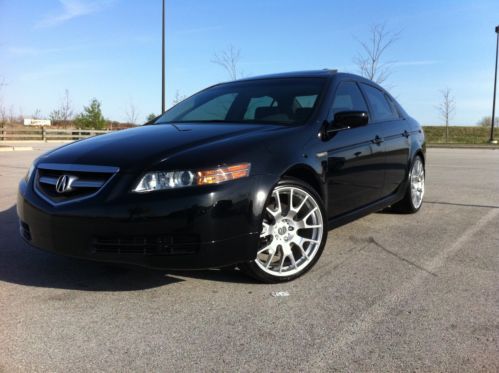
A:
302;207;499;369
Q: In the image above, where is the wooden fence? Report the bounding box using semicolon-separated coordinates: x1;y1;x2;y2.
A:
0;126;113;141
0;125;493;144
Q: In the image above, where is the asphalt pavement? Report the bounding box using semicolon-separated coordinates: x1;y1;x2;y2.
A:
0;146;498;372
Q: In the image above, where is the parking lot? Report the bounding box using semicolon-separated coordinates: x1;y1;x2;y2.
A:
0;146;498;372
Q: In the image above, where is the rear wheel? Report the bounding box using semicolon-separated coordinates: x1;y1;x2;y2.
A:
240;179;327;283
391;155;425;213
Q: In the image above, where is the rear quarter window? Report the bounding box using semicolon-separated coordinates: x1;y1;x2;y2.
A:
360;83;398;122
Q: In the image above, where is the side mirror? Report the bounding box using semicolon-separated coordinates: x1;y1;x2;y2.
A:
328;111;369;133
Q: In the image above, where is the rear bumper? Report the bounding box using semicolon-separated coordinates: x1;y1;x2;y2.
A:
17;174;275;269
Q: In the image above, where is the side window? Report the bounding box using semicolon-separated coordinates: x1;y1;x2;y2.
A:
384;94;401;118
360;84;398;121
181;93;237;121
331;82;368;117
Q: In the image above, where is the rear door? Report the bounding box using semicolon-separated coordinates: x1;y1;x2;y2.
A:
325;81;386;218
359;84;410;196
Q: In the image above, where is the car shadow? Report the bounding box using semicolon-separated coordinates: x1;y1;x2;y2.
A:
0;205;256;291
377;200;499;215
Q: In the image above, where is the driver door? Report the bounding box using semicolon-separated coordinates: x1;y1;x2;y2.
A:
325;81;386;218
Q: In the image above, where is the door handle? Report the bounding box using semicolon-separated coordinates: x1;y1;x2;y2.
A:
402;130;410;138
372;135;384;145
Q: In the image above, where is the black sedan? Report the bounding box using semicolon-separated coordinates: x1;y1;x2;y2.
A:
17;70;425;283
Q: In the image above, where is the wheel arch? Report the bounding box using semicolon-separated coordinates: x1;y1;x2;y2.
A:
280;164;325;202
414;149;425;165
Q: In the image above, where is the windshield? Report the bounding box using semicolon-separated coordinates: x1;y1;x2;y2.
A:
154;78;327;125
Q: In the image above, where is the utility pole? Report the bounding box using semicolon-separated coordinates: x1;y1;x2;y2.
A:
490;25;499;144
161;0;166;114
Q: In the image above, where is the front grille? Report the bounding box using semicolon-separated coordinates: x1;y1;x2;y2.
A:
34;163;119;205
92;235;200;256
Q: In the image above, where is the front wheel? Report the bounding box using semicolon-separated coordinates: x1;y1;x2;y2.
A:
240;179;327;283
391;155;425;213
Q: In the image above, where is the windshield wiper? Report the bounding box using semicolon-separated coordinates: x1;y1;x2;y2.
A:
151;122;186;131
172;120;232;123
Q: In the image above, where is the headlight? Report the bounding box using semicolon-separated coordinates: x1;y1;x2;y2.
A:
25;163;36;182
133;163;251;193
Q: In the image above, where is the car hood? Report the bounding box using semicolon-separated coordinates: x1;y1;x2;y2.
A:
38;123;288;172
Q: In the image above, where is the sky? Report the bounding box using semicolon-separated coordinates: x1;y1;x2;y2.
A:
1;0;498;125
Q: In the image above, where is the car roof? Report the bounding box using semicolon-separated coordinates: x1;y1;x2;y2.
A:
233;70;377;86
210;70;388;95
236;69;339;81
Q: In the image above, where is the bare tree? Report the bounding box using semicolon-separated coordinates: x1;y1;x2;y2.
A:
17;107;25;123
477;116;499;128
172;90;186;106
211;44;243;80
354;23;400;85
436;88;456;143
32;108;42;119
50;89;74;122
0;103;6;124
0;76;6;124
8;105;16;123
125;100;140;125
59;89;73;121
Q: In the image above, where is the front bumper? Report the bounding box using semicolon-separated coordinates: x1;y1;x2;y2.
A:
17;173;275;269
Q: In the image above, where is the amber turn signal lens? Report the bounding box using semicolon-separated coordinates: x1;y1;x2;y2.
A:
196;163;251;185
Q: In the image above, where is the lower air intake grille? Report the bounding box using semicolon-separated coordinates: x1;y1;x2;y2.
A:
92;235;200;256
19;221;31;241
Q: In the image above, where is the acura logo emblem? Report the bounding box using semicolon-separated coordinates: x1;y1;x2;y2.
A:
55;175;77;193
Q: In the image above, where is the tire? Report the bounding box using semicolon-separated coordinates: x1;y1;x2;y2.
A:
239;178;327;283
391;155;425;213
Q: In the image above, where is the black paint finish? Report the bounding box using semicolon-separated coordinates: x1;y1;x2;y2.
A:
17;70;425;269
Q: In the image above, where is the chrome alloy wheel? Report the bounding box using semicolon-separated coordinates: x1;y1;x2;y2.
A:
256;185;324;277
410;157;425;209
